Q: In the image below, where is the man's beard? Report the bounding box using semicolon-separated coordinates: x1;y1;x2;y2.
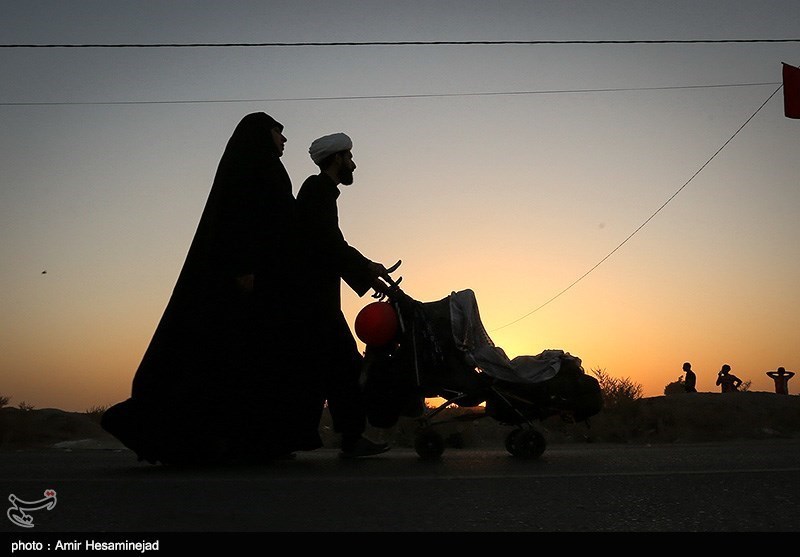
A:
338;168;354;185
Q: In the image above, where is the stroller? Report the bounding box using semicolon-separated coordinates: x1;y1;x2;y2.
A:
359;283;603;460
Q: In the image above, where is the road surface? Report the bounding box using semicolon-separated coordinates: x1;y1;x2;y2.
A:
2;439;799;541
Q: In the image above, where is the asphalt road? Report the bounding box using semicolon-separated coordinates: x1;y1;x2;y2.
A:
2;439;799;542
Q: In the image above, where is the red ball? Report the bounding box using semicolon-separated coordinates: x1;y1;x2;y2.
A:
354;302;399;346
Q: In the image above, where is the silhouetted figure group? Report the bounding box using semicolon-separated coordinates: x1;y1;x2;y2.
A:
102;113;397;465
681;362;795;395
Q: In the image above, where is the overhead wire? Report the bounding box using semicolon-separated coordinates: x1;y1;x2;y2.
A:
2;39;800;48
1;37;790;328
488;83;785;332
0;82;781;107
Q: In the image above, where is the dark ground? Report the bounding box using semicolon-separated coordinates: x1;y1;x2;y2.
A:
2;391;799;452
1;393;799;542
2;440;800;535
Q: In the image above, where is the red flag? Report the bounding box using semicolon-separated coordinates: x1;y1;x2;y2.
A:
783;62;800;119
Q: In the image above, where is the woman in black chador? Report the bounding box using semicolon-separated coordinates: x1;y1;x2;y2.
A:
102;112;321;464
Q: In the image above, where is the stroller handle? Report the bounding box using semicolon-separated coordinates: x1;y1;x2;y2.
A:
371;259;404;300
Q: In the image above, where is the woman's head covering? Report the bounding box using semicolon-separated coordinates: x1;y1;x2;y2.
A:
190;112;293;268
225;112;284;160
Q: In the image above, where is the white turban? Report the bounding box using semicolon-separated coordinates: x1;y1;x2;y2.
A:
309;132;352;166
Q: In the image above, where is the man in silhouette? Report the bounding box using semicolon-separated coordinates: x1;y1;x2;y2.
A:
295;132;395;458
716;364;742;393
682;362;697;393
767;366;795;395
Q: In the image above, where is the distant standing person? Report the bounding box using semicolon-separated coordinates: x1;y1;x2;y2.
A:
766;366;795;395
682;362;697;393
715;364;742;393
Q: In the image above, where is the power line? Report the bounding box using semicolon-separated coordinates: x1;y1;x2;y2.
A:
2;38;800;48
0;81;780;107
0;58;784;328
488;83;784;333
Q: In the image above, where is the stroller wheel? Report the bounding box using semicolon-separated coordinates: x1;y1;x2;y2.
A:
505;428;546;460
414;429;445;460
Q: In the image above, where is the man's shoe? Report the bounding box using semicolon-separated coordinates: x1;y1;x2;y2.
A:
340;437;390;459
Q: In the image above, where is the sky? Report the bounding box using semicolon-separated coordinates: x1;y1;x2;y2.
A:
1;1;799;411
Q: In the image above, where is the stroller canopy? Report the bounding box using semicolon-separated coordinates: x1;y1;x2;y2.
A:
448;289;565;385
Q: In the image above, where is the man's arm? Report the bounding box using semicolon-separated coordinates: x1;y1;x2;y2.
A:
297;175;375;297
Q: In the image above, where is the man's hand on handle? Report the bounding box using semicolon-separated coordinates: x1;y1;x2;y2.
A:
368;260;402;300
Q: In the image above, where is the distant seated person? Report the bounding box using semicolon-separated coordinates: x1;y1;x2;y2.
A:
766;366;795;395
715;364;742;393
682;362;697;393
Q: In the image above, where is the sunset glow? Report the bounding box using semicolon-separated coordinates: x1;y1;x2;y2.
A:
2;2;799;411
